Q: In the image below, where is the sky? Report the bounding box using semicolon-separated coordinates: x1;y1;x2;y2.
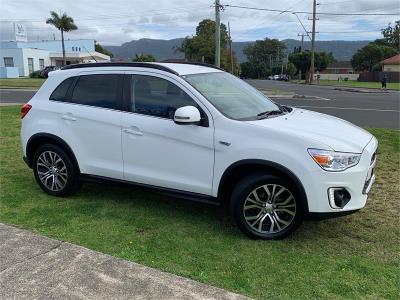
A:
0;0;398;45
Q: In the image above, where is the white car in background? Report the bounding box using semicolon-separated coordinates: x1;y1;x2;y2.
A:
20;62;377;239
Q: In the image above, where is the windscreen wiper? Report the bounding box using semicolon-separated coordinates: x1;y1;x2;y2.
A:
257;109;284;119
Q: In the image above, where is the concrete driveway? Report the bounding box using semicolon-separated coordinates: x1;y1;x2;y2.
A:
0;223;249;300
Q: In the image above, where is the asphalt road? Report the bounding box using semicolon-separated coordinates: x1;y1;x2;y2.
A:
0;89;36;104
247;80;399;129
1;81;399;128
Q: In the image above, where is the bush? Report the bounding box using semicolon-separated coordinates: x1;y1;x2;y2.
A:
29;71;41;78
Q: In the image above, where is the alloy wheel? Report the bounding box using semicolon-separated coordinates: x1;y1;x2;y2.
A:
243;184;296;234
36;151;68;191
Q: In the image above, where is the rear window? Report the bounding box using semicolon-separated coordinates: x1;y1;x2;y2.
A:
49;77;75;101
70;74;120;109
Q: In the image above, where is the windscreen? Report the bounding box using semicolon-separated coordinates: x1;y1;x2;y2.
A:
183;72;280;120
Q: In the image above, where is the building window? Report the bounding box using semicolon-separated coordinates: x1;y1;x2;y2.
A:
347;70;353;74
3;57;14;67
39;59;45;70
28;58;34;74
78;47;81;51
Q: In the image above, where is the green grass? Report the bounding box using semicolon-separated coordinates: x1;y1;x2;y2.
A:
292;79;400;91
1;105;399;299
0;78;45;89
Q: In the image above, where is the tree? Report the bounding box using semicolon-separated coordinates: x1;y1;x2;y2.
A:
178;19;236;71
351;43;396;71
242;38;286;78
286;62;297;78
289;51;335;80
132;53;157;62
95;42;113;58
381;20;400;52
46;11;78;66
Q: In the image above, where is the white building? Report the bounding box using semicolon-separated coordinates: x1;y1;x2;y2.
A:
0;39;111;78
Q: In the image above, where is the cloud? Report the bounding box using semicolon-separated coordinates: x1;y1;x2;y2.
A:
0;0;398;45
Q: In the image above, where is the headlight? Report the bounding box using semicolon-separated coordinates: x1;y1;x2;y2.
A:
308;149;361;171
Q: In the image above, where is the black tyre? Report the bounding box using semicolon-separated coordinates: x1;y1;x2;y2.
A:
33;144;80;197
230;173;304;239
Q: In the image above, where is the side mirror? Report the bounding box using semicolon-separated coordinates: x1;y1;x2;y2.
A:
174;106;201;125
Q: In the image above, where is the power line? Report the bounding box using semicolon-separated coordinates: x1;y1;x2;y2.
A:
293;13;312;40
223;4;399;16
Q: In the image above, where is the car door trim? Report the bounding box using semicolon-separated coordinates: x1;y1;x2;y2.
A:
79;173;219;205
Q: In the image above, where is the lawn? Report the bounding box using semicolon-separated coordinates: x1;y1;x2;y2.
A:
0;105;399;299
292;79;400;91
0;78;46;89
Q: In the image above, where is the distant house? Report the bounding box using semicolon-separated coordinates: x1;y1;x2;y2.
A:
319;61;359;80
0;39;110;78
381;54;400;72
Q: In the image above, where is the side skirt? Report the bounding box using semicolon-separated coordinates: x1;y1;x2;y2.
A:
79;174;220;206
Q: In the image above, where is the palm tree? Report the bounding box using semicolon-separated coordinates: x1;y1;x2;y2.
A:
46;11;78;66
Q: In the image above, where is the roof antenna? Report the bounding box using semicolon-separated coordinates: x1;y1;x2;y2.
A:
83;46;97;63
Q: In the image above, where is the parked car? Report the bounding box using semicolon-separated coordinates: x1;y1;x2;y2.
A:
40;66;59;78
20;62;377;239
273;74;280;80
278;74;289;81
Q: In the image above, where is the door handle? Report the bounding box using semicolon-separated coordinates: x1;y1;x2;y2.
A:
123;127;143;136
61;114;77;121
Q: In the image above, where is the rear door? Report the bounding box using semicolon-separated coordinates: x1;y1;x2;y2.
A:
121;72;215;195
54;72;124;179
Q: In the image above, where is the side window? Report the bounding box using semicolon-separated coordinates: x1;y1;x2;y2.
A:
71;74;120;109
49;77;76;101
131;75;198;119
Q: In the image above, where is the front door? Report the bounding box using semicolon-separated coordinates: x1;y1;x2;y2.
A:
121;73;214;195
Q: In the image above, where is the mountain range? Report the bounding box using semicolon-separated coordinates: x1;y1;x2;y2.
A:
105;38;370;62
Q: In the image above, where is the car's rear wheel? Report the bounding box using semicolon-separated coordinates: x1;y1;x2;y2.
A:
33;144;80;196
230;173;304;239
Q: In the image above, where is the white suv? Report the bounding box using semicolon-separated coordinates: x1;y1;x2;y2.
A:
20;62;377;239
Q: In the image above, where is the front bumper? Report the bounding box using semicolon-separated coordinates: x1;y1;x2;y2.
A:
306;136;378;213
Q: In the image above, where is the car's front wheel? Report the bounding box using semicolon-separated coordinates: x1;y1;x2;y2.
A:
231;173;304;239
33;144;80;196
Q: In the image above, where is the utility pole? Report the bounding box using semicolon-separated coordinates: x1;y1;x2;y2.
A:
228;22;233;74
310;0;317;84
277;47;280;68
297;33;305;52
215;0;221;68
297;33;305;81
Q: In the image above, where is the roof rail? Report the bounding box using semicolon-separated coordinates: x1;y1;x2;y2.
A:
160;60;224;71
61;62;179;75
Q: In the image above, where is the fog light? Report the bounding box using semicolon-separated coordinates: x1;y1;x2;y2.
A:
328;188;351;209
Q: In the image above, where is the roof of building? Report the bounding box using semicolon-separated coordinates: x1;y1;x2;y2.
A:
326;61;353;69
381;54;400;65
62;62;223;76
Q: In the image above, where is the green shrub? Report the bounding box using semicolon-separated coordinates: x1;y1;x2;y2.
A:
29;71;41;78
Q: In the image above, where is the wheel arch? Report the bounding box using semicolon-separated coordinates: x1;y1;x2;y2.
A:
217;159;308;212
26;133;80;173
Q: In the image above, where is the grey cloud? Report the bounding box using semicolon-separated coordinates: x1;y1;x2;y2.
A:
0;0;397;44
